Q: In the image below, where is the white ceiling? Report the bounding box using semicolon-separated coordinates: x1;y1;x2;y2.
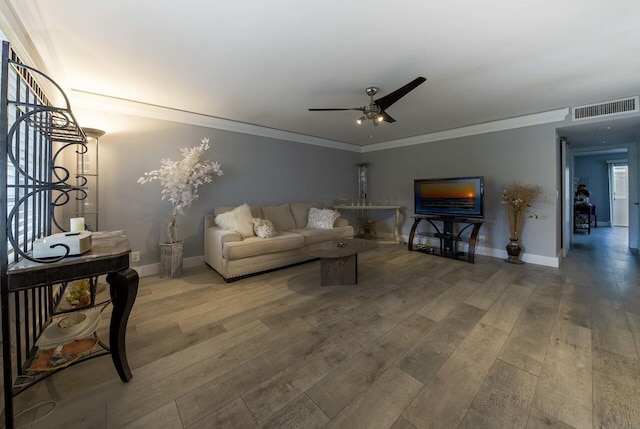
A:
559;115;640;149
7;0;640;146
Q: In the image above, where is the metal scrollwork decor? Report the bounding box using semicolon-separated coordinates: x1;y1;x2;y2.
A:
1;41;89;264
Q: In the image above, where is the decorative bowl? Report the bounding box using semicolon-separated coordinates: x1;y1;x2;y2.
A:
57;313;87;332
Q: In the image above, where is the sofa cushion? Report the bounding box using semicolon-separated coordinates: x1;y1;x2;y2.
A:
262;204;296;231
289;225;354;246
306;208;340;229
334;218;349;227
214;205;263;219
214;203;255;238
290;202;321;229
223;231;304;260
253;218;277;238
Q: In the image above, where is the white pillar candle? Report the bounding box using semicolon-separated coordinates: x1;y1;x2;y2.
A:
70;217;85;232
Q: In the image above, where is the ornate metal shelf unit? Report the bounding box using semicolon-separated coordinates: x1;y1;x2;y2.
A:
0;41;101;427
1;40;90;263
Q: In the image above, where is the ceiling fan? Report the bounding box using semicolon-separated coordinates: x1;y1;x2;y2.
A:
308;77;426;126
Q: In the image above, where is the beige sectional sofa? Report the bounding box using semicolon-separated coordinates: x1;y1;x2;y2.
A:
204;202;354;281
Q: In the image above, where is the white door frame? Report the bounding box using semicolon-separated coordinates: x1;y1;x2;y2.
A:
629;143;640;249
566;143;639;251
562;138;571;257
608;161;629;227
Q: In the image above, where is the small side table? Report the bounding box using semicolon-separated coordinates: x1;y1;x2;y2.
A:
574;204;596;234
1;231;138;428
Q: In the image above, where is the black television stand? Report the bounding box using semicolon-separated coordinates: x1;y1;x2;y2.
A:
408;215;484;263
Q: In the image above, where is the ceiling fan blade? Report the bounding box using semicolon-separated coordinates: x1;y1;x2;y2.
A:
378;111;396;123
308;107;364;112
374;77;426;111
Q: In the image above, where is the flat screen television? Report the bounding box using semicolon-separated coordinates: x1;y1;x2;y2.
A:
414;176;484;219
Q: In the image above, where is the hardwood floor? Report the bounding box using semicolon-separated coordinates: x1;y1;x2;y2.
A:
10;227;640;428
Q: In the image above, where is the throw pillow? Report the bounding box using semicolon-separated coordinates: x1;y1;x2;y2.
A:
262;204;296;231
290;202;321;228
214;203;255;238
253;218;277;238
306;208;339;229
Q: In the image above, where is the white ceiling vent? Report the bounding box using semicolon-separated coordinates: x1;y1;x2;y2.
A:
572;96;639;121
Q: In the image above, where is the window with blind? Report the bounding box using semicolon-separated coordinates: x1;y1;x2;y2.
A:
1;40;85;265
2;43;52;262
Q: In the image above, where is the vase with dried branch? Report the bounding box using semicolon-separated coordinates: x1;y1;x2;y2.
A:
138;137;223;243
139;138;223;277
501;182;544;264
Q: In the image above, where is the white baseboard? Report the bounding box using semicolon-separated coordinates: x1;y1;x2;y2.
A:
475;246;560;268
403;234;560;268
132;255;206;278
134;237;561;277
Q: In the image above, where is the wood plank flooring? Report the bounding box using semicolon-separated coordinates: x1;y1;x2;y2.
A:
6;226;640;428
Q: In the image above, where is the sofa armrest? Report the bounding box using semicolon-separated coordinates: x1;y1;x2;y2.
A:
205;213;217;229
204;225;242;274
205;213;242;249
334;218;349;227
209;227;242;251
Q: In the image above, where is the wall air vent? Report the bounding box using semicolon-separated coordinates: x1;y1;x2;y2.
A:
572;96;639;121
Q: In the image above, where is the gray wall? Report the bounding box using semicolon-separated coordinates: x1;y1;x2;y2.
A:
363;124;559;258
574;153;625;225
70;110;562;266
95;115;359;265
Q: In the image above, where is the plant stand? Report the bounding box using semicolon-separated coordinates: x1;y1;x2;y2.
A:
159;242;183;278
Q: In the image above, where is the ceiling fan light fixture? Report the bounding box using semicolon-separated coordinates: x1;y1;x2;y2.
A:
308;77;426;128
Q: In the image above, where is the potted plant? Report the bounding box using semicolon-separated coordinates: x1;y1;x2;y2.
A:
501;182;544;264
139;137;223;277
358;219;377;240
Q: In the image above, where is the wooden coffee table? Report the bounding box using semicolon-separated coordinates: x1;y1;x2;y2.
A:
303;238;378;285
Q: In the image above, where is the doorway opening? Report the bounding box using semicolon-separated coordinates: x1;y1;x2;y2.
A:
559;115;640;254
609;163;629;227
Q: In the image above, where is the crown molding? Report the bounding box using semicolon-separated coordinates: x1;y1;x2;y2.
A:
361;108;570;153
0;0;70;104
0;1;38;67
73;89;570;154
70;90;361;153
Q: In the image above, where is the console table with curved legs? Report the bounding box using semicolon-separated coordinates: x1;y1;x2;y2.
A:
333;205;403;243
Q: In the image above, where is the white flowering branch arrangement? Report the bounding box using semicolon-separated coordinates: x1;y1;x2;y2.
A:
501;182;544;240
138;137;223;243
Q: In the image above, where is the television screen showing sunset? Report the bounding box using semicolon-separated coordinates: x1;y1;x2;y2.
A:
414;177;484;217
420;182;476;199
